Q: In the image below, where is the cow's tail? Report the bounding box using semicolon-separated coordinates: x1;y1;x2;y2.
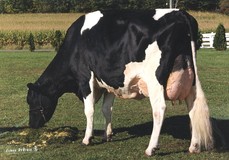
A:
187;14;214;152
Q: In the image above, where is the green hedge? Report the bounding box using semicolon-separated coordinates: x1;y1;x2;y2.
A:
0;0;167;13
0;30;65;51
0;0;221;13
178;0;220;11
0;29;203;51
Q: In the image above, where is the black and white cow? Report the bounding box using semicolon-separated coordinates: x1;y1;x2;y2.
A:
27;9;213;156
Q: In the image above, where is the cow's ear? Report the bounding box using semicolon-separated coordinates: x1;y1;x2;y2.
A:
27;83;38;91
27;83;34;89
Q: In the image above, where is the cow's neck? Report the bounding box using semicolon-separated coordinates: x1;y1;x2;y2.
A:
36;53;77;99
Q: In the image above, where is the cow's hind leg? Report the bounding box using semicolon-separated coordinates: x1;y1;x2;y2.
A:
186;86;213;153
185;87;199;152
145;84;166;156
102;92;115;142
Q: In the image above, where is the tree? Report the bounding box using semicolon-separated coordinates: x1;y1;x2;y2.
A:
13;0;33;13
200;0;219;11
0;0;5;13
28;33;35;52
219;0;229;15
51;30;63;51
177;0;219;11
213;24;227;51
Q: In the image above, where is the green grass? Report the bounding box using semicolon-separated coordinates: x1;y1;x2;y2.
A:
197;49;229;119
0;49;229;159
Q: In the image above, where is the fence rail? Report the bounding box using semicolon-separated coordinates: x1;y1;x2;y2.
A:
201;32;229;48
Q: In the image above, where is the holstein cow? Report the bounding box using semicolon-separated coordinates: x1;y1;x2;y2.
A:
27;9;213;156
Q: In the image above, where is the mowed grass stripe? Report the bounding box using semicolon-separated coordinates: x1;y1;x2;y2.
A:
189;11;229;32
0;12;228;32
0;13;83;31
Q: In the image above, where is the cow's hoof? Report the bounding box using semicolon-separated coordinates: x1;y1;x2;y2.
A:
145;147;160;156
145;148;159;156
82;137;93;145
103;133;113;142
102;134;113;142
189;144;201;153
107;134;113;142
82;140;90;146
144;150;155;157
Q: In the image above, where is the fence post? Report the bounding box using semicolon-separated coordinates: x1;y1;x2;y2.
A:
226;33;229;48
209;32;215;48
201;32;228;49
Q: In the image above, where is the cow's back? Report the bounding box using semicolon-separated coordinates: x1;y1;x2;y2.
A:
61;9;199;100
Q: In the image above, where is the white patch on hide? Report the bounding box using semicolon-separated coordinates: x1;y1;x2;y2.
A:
81;11;103;35
95;41;163;100
153;9;179;20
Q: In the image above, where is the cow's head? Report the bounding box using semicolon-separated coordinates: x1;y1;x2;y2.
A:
27;83;58;128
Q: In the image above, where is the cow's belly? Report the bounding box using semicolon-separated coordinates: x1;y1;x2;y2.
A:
96;62;147;99
96;64;194;101
96;78;148;100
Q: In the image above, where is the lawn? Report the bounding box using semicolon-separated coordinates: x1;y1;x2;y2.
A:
0;49;228;159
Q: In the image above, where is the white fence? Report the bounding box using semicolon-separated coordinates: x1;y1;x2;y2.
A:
201;32;229;48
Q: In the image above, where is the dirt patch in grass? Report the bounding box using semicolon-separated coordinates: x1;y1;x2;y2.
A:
6;126;78;148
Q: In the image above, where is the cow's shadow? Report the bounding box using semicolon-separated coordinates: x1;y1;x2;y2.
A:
0;116;228;151
0;126;28;134
113;115;229;151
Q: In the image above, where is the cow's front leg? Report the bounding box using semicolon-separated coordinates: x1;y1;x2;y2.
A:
102;92;115;142
145;85;166;156
82;72;95;145
82;94;95;145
